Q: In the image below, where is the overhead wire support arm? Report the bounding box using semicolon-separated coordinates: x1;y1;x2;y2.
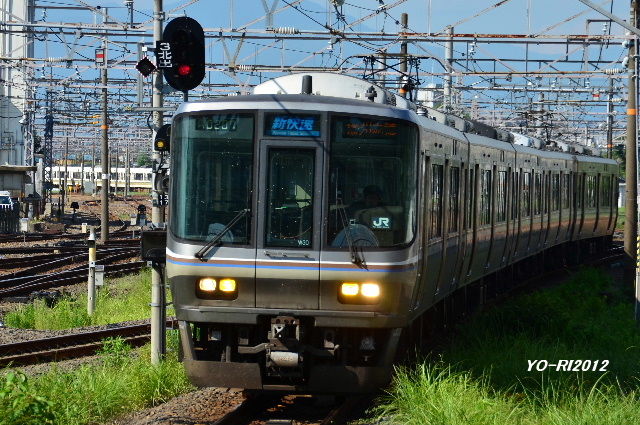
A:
577;0;640;37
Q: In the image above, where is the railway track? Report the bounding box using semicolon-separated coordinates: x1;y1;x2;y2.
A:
0;247;144;297
214;393;371;425
0;320;176;367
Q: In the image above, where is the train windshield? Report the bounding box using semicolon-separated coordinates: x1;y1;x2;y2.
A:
327;116;418;248
170;113;254;243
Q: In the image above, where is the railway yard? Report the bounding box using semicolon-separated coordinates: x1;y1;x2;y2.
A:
0;195;634;425
3;1;640;424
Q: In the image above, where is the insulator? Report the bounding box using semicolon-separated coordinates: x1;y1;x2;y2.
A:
273;26;300;34
235;64;253;71
603;68;624;75
46;57;65;63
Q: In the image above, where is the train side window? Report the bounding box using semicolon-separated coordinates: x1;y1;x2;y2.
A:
480;169;492;225
551;174;560;211
448;166;460;233
430;164;444;239
522;172;531;217
496;170;507;223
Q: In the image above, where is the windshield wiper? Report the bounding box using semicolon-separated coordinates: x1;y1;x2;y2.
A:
336;197;366;268
195;209;249;261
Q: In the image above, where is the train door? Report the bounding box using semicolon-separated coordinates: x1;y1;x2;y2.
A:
462;164;479;282
438;160;462;292
427;157;445;298
254;141;322;309
593;174;601;233
505;169;519;262
577;173;585;236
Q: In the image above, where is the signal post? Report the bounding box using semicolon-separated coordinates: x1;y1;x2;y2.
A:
148;6;206;364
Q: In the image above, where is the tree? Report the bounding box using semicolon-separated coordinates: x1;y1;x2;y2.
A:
136;153;152;167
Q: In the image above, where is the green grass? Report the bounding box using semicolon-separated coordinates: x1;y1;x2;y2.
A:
0;335;193;425
373;268;640;424
4;268;163;330
617;207;625;231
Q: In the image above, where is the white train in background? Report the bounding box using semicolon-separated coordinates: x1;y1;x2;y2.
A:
51;165;153;192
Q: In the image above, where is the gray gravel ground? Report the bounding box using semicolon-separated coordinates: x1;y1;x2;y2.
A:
104;387;244;425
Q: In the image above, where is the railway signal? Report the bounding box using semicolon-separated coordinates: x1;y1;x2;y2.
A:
157;17;205;93
153;124;171;152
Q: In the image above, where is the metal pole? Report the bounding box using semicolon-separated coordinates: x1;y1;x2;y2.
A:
100;41;109;243
125;138;130;198
114;142;119;196
88;226;96;315
444;26;454;111
627;1;638;263
91;134;96;196
80;151;85;194
399;13;408;98
62;127;69;217
151;0;166;366
607;78;614;159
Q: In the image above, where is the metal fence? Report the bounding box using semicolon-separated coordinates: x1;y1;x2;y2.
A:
0;205;19;233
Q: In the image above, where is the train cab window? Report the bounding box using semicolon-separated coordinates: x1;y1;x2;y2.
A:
551;174;560;211
170;113;254;244
522;172;531;216
327;116;418;248
265;149;314;248
496;170;507;223
431;164;444;238
600;175;611;207
480;169;492;225
448;166;460;233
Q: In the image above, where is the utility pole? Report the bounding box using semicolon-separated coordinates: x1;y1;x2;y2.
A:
444;26;454;111
151;0;166;366
100;40;109;243
399;13;408;98
62;126;69;217
607;78;614;159
625;0;640;324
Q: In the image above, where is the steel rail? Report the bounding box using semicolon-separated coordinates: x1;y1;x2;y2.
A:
0;320;177;367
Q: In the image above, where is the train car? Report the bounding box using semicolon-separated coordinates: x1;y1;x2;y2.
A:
166;73;618;393
51;165;152;192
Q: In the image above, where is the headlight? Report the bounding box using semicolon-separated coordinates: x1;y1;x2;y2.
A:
196;277;238;300
219;278;237;292
360;283;380;298
338;282;381;304
340;283;360;296
198;277;216;292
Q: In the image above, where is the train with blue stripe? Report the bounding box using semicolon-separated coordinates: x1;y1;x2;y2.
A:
167;73;618;392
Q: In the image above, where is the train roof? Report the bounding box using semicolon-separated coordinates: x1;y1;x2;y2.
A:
175;94;415;121
177;73;619;168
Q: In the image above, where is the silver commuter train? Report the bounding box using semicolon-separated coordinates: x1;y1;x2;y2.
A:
167;73;617;392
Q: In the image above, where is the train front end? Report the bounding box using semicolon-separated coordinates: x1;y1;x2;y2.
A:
167;93;420;392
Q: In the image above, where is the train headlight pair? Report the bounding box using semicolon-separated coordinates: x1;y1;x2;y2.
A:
197;277;237;299
339;282;381;304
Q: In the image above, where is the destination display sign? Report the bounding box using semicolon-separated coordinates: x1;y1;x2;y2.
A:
342;119;400;139
195;114;240;132
265;114;321;137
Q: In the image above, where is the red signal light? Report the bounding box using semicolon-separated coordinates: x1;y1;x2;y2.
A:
177;64;192;76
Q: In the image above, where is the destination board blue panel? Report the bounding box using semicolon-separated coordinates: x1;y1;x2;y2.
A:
265;114;321;137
